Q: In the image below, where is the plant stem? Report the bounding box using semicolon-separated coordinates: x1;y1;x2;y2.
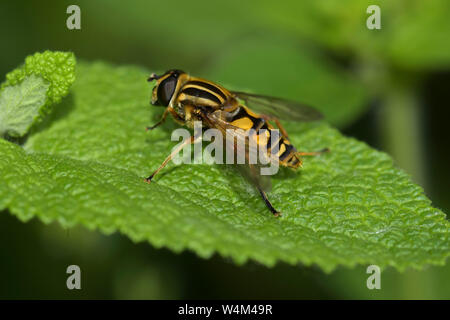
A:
378;85;427;188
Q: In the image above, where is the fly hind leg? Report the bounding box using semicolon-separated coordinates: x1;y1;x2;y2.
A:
296;148;330;157
247;163;281;217
260;115;290;140
292;148;329;168
258;187;281;217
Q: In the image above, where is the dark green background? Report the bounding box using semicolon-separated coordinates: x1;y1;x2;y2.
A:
0;0;449;299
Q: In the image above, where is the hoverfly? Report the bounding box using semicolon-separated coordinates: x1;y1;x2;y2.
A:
145;70;328;216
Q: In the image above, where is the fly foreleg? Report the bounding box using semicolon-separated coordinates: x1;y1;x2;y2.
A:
145;135;199;183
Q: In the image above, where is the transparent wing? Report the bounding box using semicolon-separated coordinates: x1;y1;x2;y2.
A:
236;163;272;193
232;91;323;122
204;111;273;192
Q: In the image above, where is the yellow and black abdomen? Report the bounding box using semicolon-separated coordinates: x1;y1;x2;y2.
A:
275;137;301;168
226;105;301;169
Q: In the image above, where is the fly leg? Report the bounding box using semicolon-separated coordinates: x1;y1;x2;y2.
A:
293;148;330;166
296;148;330;157
261;115;290;140
273;118;290;140
247;163;281;217
146;107;184;131
258;186;281;217
145;135;198;183
146;107;170;131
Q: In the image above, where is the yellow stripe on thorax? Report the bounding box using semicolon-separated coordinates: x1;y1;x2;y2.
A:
182;83;225;104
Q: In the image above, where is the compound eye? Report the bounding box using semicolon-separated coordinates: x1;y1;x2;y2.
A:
158;76;177;105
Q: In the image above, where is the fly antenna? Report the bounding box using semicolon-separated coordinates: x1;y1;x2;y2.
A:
147;73;160;82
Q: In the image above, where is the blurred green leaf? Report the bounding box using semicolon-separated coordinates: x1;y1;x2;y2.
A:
206;38;368;127
254;0;450;70
81;0;258;69
0;75;49;137
0;61;448;273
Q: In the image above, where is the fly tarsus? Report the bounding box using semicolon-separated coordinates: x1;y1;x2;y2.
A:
258;188;281;217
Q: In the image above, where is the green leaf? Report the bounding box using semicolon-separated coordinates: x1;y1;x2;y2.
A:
1;51;76;122
0;75;49;137
0;61;448;272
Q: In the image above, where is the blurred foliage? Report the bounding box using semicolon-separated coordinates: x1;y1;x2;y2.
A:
253;0;450;70
0;0;449;299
